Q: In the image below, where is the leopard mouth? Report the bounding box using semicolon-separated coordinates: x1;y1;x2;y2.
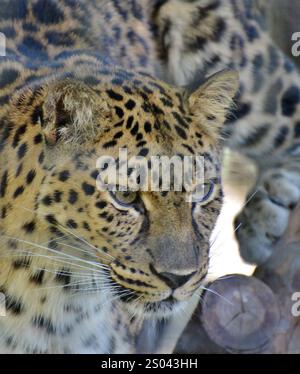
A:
115;286;185;318
104;269;190;317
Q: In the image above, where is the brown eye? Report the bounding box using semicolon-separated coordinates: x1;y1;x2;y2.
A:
111;191;138;206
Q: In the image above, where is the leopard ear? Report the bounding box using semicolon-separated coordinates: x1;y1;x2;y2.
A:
41;79;111;146
188;70;239;139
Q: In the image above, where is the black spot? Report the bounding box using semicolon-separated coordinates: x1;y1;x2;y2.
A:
0;0;28;20
30;270;45;285
245;24;259;42
115;106;124;118
294;121;300;138
107;89;123;101
40;296;47;304
23;220;36;233
42;195;53;206
172;112;189;129
0;170;8;197
130;122;139;136
125;99;136;110
182;144;195;154
99;211;108;219
38;151;45;164
187;36;206;51
1;26;16;38
213;18;226;41
13;258;31;269
16;162;27;180
68;189;78;204
274;126;289;147
1;206;7;219
49;226;64;237
96;201;107;209
55;269;71;286
15;163;23;176
32;315;56;334
136;133;143;141
83;76;100;86
282;86;300;117
26;169;36;184
82;182;95;196
83;222;91;231
144;121;152;133
58;170;70;182
160;97;173;107
103;140;117;148
114;131;123;139
53;190;63;203
0;69;20;89
90;170;99;180
48;240;58;250
13;185;25;198
106;215;114;223
17;142;27;159
45;214;58;225
67;219;78;229
0;122;12;153
6;295;24;315
239;124;270;147
137;141;147;147
114;120;124;128
138;148;149;157
32;0;64;24
45;30;74;46
126;115;134;129
31;106;42;124
174;126;187;140
151;103;164;115
18;36;48;60
13;125;27;148
234;102;251;119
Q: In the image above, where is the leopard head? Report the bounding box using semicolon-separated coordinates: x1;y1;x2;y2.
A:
4;67;238;318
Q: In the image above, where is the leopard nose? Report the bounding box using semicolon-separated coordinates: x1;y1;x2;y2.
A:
150;265;196;289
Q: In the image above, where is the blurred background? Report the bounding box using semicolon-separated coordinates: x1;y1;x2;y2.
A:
209;0;300;281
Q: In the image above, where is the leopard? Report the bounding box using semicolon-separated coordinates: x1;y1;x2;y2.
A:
0;0;239;353
1;0;299;354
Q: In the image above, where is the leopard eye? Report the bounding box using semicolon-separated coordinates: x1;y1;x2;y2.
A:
191;181;215;204
111;191;138;206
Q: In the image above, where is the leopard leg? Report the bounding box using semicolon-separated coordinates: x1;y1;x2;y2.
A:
235;164;300;264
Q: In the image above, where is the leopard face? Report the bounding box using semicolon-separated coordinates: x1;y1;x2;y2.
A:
1;67;238;319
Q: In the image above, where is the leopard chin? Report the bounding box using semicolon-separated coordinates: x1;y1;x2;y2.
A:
120;294;189;319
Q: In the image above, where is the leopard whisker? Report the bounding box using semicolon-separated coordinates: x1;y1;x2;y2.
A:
198;286;234;306
56;223;115;261
4;245;108;275
19;206;115;262
4;236;109;272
